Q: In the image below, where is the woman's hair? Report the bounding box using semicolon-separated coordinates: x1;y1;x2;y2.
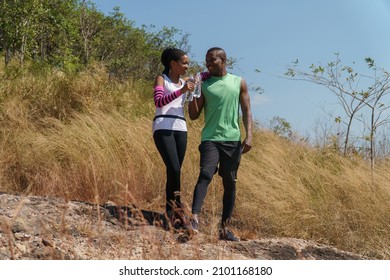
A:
161;47;186;75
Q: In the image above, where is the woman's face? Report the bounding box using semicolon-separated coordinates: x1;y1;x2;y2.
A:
171;55;189;75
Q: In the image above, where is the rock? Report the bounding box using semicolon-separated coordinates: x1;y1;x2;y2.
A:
14;232;31;241
0;192;367;260
42;238;54;247
15;243;27;254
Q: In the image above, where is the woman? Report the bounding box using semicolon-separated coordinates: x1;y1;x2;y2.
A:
152;47;195;227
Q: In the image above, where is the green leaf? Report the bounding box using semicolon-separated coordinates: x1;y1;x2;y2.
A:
365;57;375;68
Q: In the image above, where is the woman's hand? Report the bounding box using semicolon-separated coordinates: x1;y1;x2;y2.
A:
181;80;195;94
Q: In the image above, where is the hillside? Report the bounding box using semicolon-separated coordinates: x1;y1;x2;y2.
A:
0;66;389;259
0;192;365;260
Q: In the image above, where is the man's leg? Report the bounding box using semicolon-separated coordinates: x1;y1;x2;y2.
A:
218;142;242;225
218;142;241;241
191;141;219;216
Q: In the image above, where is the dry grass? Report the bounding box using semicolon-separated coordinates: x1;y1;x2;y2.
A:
0;62;389;259
235;130;390;258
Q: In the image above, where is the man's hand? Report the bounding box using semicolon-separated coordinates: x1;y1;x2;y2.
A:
241;137;252;154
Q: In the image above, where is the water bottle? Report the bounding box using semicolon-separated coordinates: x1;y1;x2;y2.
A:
193;73;202;98
185;90;194;102
185;77;195;102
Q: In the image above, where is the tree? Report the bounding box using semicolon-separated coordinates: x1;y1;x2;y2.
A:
269;116;292;139
285;54;390;169
0;1;196;80
0;0;79;67
0;0;37;65
78;0;103;65
143;25;193;80
36;0;79;69
359;58;390;168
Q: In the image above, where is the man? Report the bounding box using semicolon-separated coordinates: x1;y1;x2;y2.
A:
188;47;252;241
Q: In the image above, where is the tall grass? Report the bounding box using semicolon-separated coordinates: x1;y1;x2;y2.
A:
0;62;389;259
235;131;390;258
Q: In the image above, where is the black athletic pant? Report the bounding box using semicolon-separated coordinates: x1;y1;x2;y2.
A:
192;141;242;226
153;129;187;213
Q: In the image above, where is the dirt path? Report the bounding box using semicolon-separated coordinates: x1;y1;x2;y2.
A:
0;193;365;260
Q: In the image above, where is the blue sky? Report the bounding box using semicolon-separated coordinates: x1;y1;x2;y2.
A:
91;0;390;138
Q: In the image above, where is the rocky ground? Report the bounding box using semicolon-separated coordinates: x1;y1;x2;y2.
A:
0;192;366;260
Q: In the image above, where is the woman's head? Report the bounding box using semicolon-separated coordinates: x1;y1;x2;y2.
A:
161;47;189;75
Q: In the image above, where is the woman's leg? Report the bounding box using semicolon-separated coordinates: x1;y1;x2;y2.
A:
153;130;187;212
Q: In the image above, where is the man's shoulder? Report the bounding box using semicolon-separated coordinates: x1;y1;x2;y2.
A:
227;73;242;81
204;73;241;86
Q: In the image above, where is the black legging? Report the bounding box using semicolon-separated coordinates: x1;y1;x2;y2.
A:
192;141;241;226
153;129;187;213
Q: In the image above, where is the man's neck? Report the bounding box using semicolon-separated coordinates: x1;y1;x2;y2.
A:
212;69;227;77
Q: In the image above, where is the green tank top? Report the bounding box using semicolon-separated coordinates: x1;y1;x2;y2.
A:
201;73;241;141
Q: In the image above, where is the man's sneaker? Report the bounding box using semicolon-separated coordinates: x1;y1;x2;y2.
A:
165;210;185;230
219;227;239;242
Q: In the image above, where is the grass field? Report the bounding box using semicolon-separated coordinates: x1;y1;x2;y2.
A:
0;63;389;259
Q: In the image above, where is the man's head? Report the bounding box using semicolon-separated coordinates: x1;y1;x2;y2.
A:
206;47;227;77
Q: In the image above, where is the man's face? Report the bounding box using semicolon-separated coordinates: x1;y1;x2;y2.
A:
206;51;224;76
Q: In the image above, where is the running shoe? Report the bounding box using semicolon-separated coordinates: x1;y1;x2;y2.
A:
183;214;199;234
219;227;239;242
190;215;199;233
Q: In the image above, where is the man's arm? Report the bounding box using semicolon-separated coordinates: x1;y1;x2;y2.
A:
239;78;253;153
188;93;205;120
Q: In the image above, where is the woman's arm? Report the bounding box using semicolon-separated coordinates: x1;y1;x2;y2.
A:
153;75;193;108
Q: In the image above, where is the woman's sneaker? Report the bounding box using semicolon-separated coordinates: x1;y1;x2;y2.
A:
219;227;239;242
190;215;199;233
184;214;199;234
